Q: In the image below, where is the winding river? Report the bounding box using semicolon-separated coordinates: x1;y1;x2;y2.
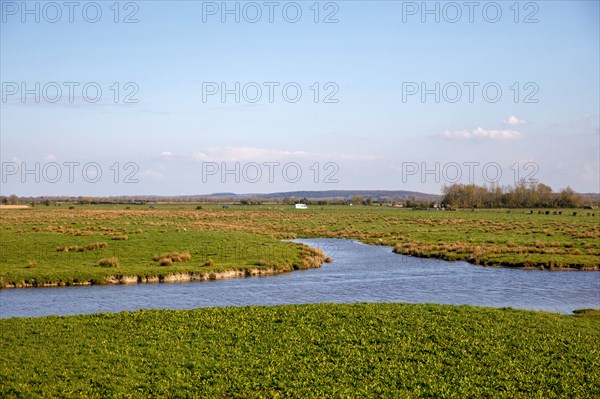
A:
1;238;598;318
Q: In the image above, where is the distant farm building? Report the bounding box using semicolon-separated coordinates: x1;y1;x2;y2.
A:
295;203;307;209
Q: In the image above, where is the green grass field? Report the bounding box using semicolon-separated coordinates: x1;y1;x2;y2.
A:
1;205;598;287
1;303;598;398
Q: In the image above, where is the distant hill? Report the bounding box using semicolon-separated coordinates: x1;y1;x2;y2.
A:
209;193;238;197
207;190;439;202
10;190;438;203
580;193;600;203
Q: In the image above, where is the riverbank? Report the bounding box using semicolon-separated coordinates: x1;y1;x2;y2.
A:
0;245;326;289
1;303;598;397
392;244;599;270
1;267;298;288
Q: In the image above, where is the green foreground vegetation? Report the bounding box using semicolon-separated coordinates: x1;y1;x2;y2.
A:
1;303;599;398
1;204;599;287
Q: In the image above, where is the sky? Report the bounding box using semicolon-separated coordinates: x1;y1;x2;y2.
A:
1;0;599;196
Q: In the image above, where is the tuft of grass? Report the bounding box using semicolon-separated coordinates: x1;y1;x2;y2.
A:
204;258;215;267
111;235;128;241
98;257;119;267
158;258;173;267
86;242;107;250
153;252;191;263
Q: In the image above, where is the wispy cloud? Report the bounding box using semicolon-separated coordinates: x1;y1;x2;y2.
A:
191;147;319;162
503;115;527;126
440;127;521;140
188;147;378;162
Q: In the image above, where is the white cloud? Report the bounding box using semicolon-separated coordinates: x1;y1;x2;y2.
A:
191;147;318;162
504;116;527;126
160;151;173;157
44;153;57;161
440;127;521;140
188;147;379;163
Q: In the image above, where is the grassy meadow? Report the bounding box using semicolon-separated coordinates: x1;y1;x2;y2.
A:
1;303;599;398
1;206;599;397
0;204;598;287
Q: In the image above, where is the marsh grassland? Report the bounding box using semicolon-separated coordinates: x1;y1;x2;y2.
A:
1;205;599;397
1;205;598;287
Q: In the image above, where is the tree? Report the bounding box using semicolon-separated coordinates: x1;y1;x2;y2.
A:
351;195;363;205
441;181;583;208
534;183;553;207
555;187;583;208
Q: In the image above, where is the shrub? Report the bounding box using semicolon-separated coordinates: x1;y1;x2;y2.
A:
111;235;128;241
204;259;215;267
98;257;119;267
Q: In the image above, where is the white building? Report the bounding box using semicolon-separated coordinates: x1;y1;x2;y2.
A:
295;203;307;209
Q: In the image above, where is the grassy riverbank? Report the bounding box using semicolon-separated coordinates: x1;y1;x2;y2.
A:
1;205;598;287
1;303;598;398
0;206;327;287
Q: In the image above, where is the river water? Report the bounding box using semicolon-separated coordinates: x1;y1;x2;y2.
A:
1;238;598;318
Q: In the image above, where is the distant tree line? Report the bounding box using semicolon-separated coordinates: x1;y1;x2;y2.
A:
441;181;586;208
1;184;593;208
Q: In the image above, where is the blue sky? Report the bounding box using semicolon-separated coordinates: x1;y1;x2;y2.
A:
1;0;599;196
